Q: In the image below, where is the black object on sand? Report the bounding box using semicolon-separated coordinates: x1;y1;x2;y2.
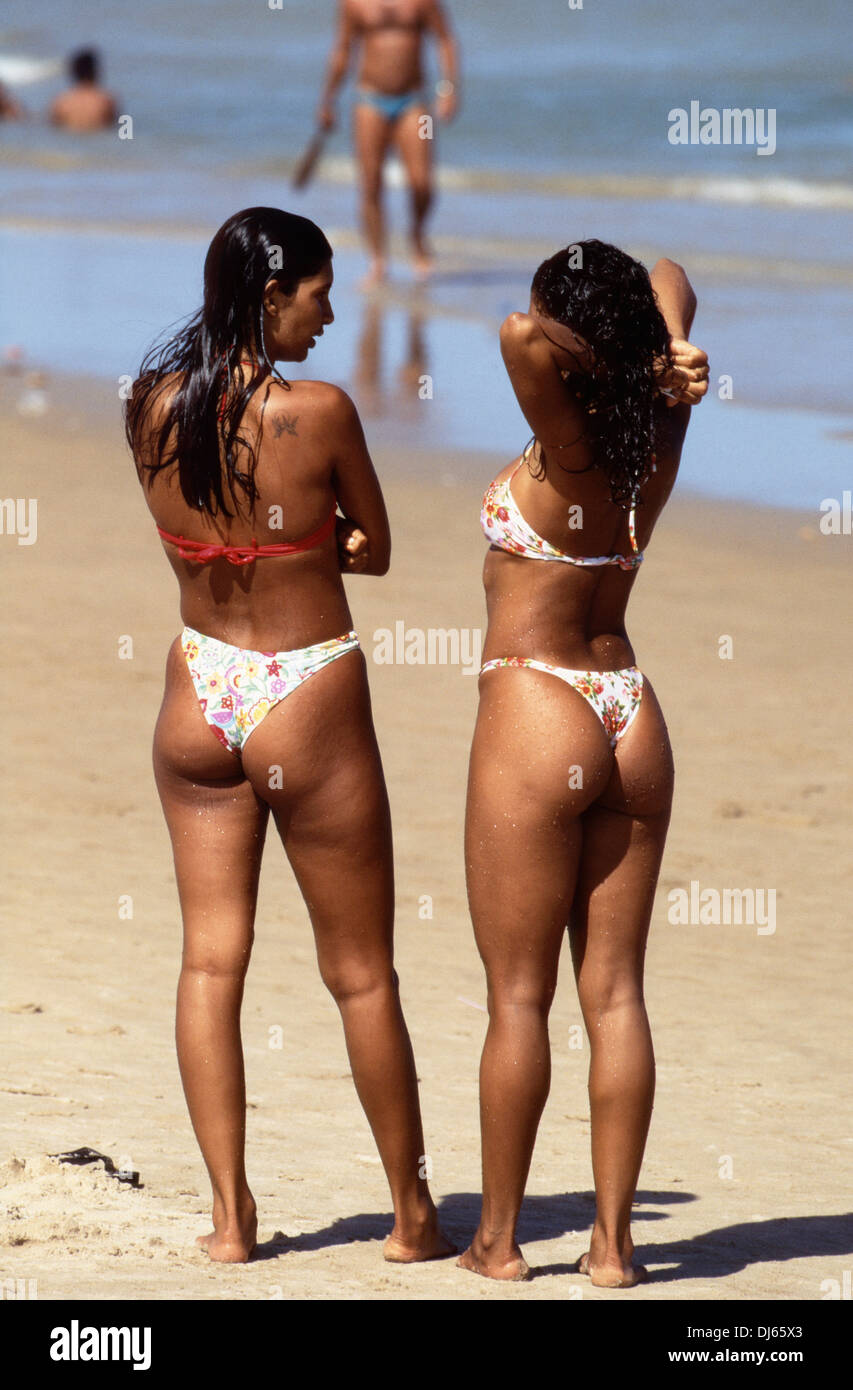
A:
49;1146;141;1188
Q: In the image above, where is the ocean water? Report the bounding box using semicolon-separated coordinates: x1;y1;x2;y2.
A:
1;0;851;508
3;0;852;186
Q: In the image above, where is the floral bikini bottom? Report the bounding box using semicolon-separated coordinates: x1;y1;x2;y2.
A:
181;626;361;753
480;657;643;748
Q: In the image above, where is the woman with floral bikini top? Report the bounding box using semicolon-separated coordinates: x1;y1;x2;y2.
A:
459;240;709;1287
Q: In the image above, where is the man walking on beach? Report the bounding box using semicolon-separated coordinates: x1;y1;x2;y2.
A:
317;0;458;287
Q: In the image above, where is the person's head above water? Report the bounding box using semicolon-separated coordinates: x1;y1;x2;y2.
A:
70;49;101;84
529;239;672;506
126;207;335;518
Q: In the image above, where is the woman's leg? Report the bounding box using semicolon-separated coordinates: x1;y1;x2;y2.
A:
460;668;616;1279
568;677;675;1287
241;648;453;1260
153;639;270;1262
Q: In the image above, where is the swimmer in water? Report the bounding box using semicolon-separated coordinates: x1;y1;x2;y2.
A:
49;48;117;132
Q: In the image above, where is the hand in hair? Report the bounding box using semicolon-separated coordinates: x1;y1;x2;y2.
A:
654;337;709;407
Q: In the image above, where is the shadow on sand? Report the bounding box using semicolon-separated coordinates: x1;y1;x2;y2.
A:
250;1190;853;1287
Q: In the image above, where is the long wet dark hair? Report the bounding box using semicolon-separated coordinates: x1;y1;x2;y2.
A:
125;207;333;518
531;239;671;507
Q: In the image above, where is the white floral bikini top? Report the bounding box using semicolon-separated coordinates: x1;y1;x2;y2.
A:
481;440;643;571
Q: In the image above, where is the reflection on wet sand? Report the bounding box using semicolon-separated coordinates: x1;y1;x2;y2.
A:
353;291;429;425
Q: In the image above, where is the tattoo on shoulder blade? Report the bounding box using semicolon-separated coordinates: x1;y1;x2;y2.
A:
272;412;299;438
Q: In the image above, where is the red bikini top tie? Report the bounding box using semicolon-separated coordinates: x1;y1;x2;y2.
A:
156;506;337;566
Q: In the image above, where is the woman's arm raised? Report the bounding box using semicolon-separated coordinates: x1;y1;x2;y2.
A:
499;311;588;449
650;259;709;407
649;258;697;340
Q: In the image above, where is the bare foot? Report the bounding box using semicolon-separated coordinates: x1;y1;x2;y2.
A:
195;1228;256;1262
195;1200;257;1263
384;1208;457;1263
576;1248;648;1287
358;259;386;292
412;249;434;282
456;1232;530;1282
590;1258;648;1288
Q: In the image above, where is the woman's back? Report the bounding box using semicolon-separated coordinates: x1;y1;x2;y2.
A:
481;396;693;670
136;371;376;652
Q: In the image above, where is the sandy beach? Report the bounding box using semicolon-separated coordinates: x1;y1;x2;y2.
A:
1;374;850;1303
